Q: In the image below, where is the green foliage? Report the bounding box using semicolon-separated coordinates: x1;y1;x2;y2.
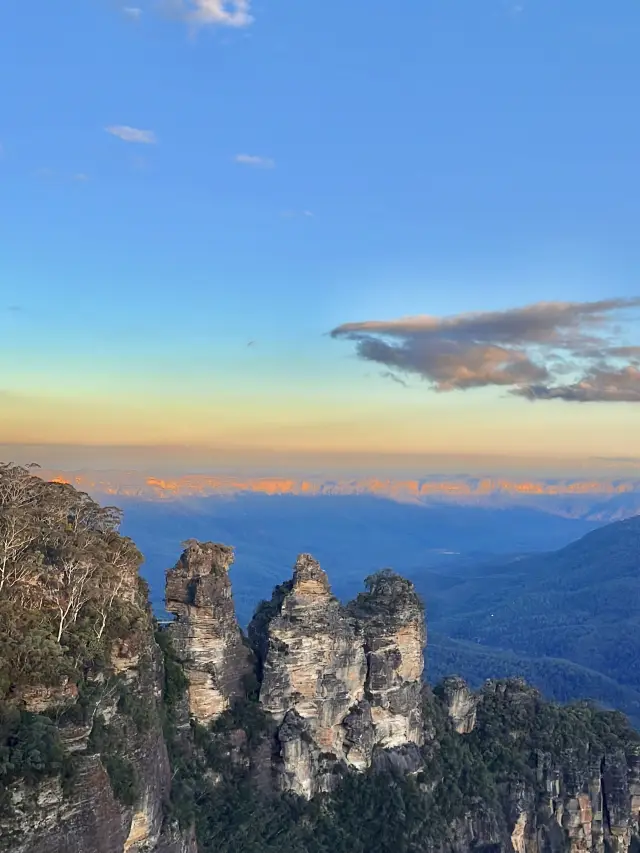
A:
349;569;423;624
0;463;145;699
425;516;640;726
211;696;273;748
117;683;153;734
87;714;140;807
155;627;189;713
160;678;640;853
155;627;196;829
0;703;77;820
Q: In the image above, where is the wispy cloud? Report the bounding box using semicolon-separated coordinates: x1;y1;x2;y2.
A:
33;168;90;183
281;210;314;219
380;371;408;387
178;0;253;27
331;299;640;403
123;6;143;19
105;125;157;144
234;153;275;169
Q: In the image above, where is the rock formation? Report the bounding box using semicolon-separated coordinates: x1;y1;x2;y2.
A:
165;541;253;725
438;675;478;734
247;555;426;796
349;568;426;752
470;679;640;853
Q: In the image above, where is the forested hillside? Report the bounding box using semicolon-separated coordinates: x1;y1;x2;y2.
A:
423;516;640;724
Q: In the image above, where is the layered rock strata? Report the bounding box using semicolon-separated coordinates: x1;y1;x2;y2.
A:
438;675;478;734
165;541;252;725
474;679;640;853
2;575;195;853
248;555;426;796
348;569;426;753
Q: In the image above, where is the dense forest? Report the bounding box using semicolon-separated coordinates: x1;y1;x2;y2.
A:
420;516;640;726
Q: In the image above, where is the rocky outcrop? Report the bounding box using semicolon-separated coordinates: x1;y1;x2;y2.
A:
438;676;478;734
165;541;253;725
469;679;640;853
248;555;426;796
349;568;426;752
249;554;367;795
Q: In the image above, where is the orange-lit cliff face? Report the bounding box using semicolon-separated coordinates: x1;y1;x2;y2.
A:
39;469;640;520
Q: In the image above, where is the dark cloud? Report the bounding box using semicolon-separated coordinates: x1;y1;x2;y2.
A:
515;367;640;403
380;371;408;387
330;298;640;403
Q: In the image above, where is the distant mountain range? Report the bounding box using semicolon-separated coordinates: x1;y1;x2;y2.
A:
37;469;640;522
421;515;640;726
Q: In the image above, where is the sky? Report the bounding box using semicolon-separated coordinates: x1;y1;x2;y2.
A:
1;0;639;469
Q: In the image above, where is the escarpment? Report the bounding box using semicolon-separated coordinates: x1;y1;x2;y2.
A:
0;464;195;853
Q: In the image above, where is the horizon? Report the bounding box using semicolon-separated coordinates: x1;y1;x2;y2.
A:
2;1;640;460
2;442;640;479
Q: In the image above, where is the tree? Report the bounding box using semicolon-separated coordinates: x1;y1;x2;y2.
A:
41;535;104;642
93;535;141;640
0;464;42;594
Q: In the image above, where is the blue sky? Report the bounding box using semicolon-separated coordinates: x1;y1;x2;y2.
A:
1;0;639;460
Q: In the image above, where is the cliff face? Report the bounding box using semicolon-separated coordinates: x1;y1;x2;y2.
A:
348;569;426;754
250;554;368;796
245;556;426;796
456;679;640;853
438;675;478;734
165;541;253;726
1;579;195;853
0;464;196;853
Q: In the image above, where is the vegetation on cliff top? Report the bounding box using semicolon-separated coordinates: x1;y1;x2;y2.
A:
0;462;146;696
0;463;149;823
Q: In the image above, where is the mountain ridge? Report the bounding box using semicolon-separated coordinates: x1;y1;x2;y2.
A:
34;469;640;522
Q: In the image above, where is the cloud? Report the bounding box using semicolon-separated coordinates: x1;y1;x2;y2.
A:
234;153;275;169
105;125;157;144
180;0;252;27
281;210;314;219
330;298;640;403
380;371;408;387
73;173;89;182
123;6;143;18
515;367;640;403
